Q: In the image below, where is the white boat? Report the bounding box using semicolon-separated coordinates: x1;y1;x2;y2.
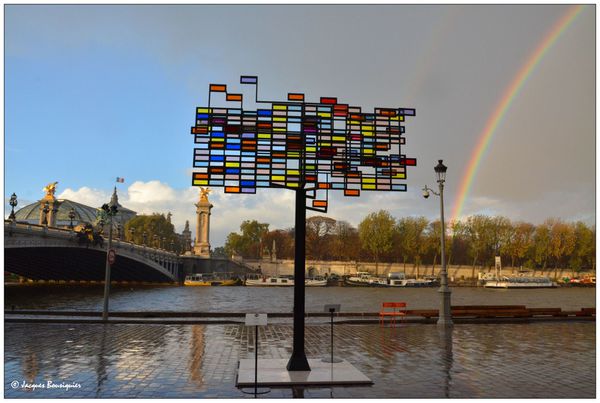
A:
306;277;327;287
483;275;557;289
245;276;327;287
388;278;438;287
246;275;294;286
345;272;388;287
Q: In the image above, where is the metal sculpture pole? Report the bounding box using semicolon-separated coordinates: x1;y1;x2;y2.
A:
286;188;310;371
191;75;418;373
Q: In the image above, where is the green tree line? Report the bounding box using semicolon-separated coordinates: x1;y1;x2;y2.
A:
223;211;595;277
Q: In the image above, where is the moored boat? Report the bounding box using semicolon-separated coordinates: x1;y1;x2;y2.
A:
246;275;294;286
184;273;242;286
306;276;327;287
388;278;438;287
345;272;389;287
245;275;328;286
483;275;557;289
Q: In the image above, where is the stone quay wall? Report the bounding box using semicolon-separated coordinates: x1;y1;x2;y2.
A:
240;258;594;281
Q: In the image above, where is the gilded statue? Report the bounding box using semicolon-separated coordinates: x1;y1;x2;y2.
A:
43;182;58;197
200;187;211;202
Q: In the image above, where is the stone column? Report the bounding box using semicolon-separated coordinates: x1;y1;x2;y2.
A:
194;188;213;258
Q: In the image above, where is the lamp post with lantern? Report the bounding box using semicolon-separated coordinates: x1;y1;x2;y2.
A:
423;160;453;326
9;193;18;221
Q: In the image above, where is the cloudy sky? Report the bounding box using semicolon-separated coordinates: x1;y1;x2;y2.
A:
4;4;595;247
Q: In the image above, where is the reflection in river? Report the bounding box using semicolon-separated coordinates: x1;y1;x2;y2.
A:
189;325;206;387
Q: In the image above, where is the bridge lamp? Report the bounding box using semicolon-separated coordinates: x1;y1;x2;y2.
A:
170;240;175;253
42;201;50;226
153;234;158;248
129;227;135;243
116;223;121;240
68;208;76;229
142;231;147;246
102;189;119;321
162;236;166;250
8;193;17;220
423;159;452;327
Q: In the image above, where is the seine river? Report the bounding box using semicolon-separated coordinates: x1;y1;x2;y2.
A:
5;284;595;312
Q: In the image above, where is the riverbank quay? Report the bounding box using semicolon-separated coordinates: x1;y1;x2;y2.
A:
4;321;594;398
4;305;596;325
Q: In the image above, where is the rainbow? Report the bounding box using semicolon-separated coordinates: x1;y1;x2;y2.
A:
450;5;585;223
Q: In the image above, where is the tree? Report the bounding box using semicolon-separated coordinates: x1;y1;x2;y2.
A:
547;218;576;277
358;210;395;276
224;220;270;258
503;221;535;269
568;222;595;275
212;246;227;258
124;213;182;252
464;215;492;278
263;228;295;260
331;221;360;261
426;219;450;275
395;216;428;276
533;220;552;271
306;216;337;260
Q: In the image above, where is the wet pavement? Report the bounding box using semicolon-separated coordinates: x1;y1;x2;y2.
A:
4;321;595;398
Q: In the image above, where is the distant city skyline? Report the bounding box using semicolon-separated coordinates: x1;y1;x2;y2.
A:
5;4;595;246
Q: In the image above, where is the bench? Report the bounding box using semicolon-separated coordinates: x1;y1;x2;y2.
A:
379;302;407;327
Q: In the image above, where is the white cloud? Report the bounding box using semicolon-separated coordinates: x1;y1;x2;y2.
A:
57;187;110;207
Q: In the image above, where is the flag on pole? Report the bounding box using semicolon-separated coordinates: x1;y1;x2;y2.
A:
116;177;125;183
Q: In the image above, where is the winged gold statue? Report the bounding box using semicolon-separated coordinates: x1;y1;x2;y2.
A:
200;187;211;202
43;182;59;197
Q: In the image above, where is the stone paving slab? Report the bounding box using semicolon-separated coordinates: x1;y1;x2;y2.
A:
3;322;596;398
237;358;372;386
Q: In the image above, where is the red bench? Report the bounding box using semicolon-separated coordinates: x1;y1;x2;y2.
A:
379;302;407;327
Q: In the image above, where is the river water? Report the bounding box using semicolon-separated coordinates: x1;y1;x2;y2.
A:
5;284;595;312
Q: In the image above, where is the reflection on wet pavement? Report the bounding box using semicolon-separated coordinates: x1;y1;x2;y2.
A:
4;322;595;398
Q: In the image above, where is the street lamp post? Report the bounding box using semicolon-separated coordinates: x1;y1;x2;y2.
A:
142;231;147;247
68;208;76;230
423;160;453;326
100;188;119;321
129;227;135;243
9;193;18;220
153;234;158;248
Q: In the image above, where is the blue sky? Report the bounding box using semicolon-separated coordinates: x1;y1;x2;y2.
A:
4;4;595;246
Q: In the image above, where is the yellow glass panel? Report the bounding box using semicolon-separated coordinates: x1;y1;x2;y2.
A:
332;136;345;141
273;117;287;122
273;105;287;110
363;148;374;154
212;138;224;142
226;162;240;167
287;170;300;175
287;183;299;188
362;184;376;190
197;108;210;113
193;180;208;185
287;152;300;157
272;176;285;181
318;112;331;118
393;173;406;179
273;128;286;132
363;178;376;183
258;134;271;139
306;147;316;152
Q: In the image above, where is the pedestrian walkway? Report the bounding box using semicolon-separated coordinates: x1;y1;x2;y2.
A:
4;322;595;398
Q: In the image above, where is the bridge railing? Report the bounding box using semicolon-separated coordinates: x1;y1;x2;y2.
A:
5;220;180;260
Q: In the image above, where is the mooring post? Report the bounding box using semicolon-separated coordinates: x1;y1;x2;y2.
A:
286;188;311;371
